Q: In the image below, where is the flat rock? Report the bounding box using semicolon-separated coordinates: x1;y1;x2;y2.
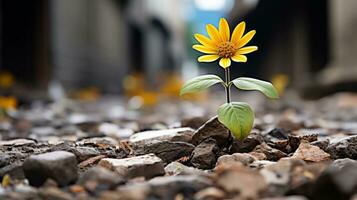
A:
23;151;78;187
191;117;230;147
0;139;35;147
191;139;219;169
327;135;357;159
133;140;194;163
216;153;256;167
99;154;165;179
292;142;330;162
129;128;194;145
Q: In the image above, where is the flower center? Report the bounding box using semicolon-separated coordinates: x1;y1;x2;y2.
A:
217;42;236;58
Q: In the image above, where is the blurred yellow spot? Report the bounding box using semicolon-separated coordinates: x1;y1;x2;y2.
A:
271;74;289;95
72;87;100;101
0;72;15;88
2;174;11;188
160;74;183;97
123;74;145;96
0;96;17;110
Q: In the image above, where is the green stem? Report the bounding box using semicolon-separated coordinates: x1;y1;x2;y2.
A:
224;67;231;104
224;67;234;152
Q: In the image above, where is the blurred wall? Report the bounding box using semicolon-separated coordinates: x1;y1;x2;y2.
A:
50;0;128;92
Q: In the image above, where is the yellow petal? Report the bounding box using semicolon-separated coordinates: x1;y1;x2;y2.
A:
194;34;217;48
231;21;246;45
192;45;217;54
237;46;258;54
198;55;220;62
219;58;231;68
206;24;221;43
237;30;256;48
219;18;230;42
231;54;247;62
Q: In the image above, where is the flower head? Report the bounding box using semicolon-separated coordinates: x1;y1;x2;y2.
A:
193;18;258;68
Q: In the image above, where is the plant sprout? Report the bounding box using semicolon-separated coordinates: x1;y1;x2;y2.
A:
180;18;279;140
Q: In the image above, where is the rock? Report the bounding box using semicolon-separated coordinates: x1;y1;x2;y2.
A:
148;175;212;200
292;142;330;162
133;140;194;163
309;158;357;200
38;187;73;200
194;187;226;200
327;135;357;159
0;162;25;180
260;159;306;186
230;132;263;153
129;128;194;145
216;153;256;167
181;116;208;130
165;162;207;176
78;166;125;190
191;117;230;147
286;134;318;153
265;128;290;141
72;146;101;162
191;139;219;169
116;183;151;200
253;143;287;161
261;196;308;200
23;151;78;187
311;139;330;152
99;154;165;179
250;160;276;169
78;137;119;147
0;154;10;168
0;139;35;147
216;165;267;199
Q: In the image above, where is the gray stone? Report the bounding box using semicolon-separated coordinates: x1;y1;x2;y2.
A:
129;128;194;145
327;135;357;159
191;117;230;147
99;154;165;179
78;166;125;189
191;139;219;169
148;175;212;200
165;162;207;176
0;162;25;180
133;140;194;163
309;158;357;200
23;151;78;187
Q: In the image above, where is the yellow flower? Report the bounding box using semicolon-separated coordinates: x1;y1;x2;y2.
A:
193;18;258;68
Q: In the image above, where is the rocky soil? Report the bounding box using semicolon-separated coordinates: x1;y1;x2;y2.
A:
0;92;356;200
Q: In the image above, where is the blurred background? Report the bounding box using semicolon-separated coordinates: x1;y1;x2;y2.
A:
0;0;357;106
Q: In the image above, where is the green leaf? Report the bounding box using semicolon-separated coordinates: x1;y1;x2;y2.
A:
180;75;224;95
217;102;254;140
232;77;279;99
